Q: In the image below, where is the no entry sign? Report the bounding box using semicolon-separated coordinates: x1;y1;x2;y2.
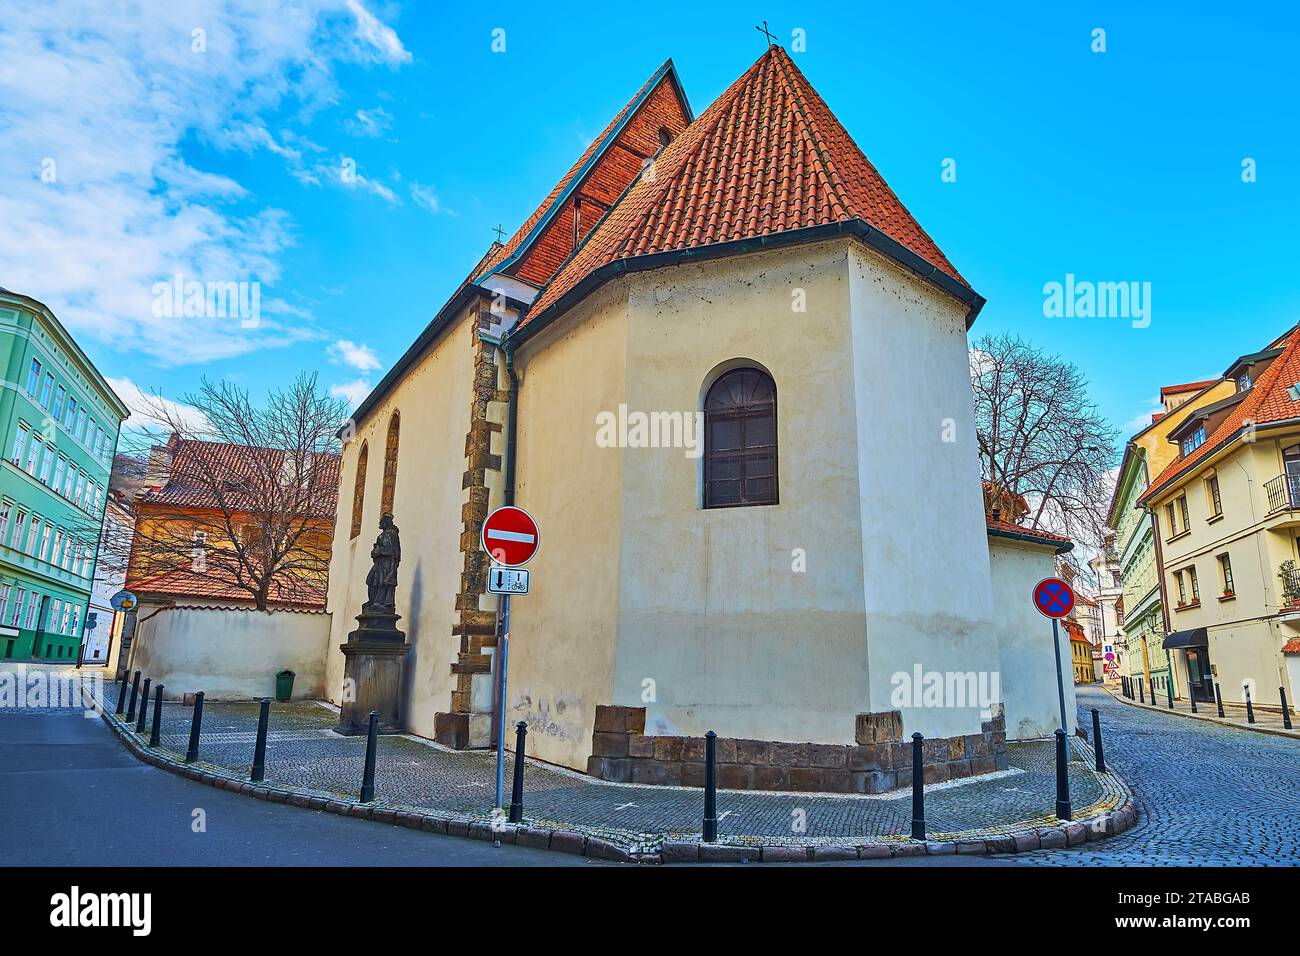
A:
1033;577;1075;619
481;506;540;567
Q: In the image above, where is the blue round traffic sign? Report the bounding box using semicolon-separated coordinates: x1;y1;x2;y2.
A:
1033;577;1075;619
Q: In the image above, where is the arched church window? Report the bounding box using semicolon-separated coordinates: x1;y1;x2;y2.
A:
349;441;368;539
704;368;777;508
381;412;399;516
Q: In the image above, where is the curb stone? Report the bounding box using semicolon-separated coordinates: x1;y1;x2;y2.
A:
87;689;1139;865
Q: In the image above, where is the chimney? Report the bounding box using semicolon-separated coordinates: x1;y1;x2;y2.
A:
145;432;181;490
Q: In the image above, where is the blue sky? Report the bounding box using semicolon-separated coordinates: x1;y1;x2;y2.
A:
2;1;1297;440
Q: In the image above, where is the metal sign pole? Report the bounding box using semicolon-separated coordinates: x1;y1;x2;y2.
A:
1051;617;1068;732
494;593;511;810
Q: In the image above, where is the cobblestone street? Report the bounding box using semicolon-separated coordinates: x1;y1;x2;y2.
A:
1015;685;1300;865
94;678;1113;849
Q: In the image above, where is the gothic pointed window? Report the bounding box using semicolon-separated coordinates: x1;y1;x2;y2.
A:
350;441;368;539
704;368;778;508
380;412;399;516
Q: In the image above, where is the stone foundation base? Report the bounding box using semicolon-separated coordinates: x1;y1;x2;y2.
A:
336;636;409;736
586;705;1008;793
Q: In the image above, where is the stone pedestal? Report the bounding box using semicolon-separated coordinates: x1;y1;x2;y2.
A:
336;608;409;736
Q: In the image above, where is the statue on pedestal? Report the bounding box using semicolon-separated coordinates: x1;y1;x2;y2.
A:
363;513;400;612
337;513;409;736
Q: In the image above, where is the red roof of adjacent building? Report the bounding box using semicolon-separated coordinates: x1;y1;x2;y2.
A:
141;437;340;518
521;44;969;325
984;516;1073;550
128;568;327;610
1282;638;1300;655
1143;325;1300;503
1159;379;1218;399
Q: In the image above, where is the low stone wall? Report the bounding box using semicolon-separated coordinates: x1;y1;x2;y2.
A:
586;705;1008;793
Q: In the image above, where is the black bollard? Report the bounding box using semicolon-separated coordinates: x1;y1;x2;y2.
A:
185;692;205;763
1054;728;1072;821
149;684;164;747
508;721;527;824
1091;708;1105;773
1215;682;1225;718
1245;686;1255;724
125;671;141;722
1189;686;1198;713
1282;687;1293;731
115;677;128;716
910;732;925;840
1167;679;1174;709
135;679;151;733
1138;678;1145;704
360;710;378;803
702;730;718;843
250;698;270;782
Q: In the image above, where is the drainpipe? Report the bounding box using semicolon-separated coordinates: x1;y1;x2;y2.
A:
499;343;519;507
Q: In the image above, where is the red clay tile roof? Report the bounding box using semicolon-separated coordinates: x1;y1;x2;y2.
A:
142;438;340;518
1282;638;1300;655
1142;325;1300;504
473;61;691;289
984;516;1072;548
127;568;326;610
1160;379;1218;398
521;45;968;324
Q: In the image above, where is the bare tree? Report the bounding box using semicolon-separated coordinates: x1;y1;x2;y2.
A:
108;373;347;611
970;332;1119;573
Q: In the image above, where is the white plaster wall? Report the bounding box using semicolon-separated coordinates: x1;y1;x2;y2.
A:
323;309;478;736
131;605;330;700
987;539;1079;737
505;281;630;768
846;244;998;740
613;241;869;746
1206;619;1291;707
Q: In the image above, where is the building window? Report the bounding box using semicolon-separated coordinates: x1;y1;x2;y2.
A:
380;412;399;517
39;525;51;562
10;588;25;627
1205;474;1222;516
47;599;61;631
63;397;77;430
350;441;369;539
26;516;40;555
11;423;29;466
26;358;41;396
24;436;41;475
39;444;53;484
1218;553;1234;595
1188;565;1200;601
1181;426;1206;457
23;592;39;629
12;511;27;550
1178;495;1190;531
703;367;778;508
1176;571;1187;605
0;503;9;543
40;373;54;409
52;385;65;419
52;456;66;493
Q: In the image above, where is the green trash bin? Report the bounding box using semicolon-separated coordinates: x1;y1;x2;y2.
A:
275;669;295;702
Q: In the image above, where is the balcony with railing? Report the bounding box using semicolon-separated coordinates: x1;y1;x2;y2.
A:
1265;474;1300;520
1278;560;1300;620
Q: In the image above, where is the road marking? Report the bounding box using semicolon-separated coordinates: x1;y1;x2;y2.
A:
614;801;637;810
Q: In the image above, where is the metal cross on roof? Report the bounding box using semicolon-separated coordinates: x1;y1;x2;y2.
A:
492;224;506;242
756;20;777;46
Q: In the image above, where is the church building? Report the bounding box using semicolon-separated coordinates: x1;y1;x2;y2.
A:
324;45;1076;791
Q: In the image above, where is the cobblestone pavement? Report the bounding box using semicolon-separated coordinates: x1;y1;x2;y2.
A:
94;681;1107;846
1114;684;1297;737
1015;685;1300;866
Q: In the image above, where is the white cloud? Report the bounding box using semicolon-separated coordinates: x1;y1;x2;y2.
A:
107;377;211;435
410;182;443;215
344;106;393;138
344;0;412;65
1122;398;1164;436
0;0;411;366
330;378;372;408
328;339;381;372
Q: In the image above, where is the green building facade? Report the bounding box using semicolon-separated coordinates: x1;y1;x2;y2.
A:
0;288;127;662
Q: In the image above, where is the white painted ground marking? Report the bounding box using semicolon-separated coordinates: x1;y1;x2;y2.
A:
717;811;734;821
614;801;638;810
